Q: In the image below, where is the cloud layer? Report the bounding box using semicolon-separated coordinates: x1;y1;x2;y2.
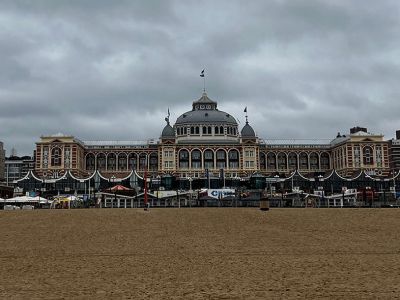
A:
1;0;400;155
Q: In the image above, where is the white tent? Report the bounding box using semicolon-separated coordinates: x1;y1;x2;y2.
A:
4;196;51;203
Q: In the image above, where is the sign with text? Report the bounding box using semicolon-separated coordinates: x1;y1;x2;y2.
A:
207;189;236;199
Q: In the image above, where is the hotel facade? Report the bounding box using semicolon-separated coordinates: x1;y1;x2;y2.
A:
30;92;392;185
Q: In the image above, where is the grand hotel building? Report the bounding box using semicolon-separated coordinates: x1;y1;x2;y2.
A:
31;92;392;185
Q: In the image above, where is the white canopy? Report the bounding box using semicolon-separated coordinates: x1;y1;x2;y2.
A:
3;196;51;203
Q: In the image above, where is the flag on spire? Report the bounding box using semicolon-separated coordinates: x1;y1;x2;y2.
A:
200;69;205;77
168;108;170;117
244;107;247;113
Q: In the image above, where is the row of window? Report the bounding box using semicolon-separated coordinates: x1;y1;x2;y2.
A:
176;125;238;136
260;152;330;170
85;154;158;171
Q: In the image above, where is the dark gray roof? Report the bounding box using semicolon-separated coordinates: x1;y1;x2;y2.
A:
175;110;238;125
241;122;256;137
161;124;175;138
193;92;217;105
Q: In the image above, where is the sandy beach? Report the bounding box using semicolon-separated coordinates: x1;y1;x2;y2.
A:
1;208;400;299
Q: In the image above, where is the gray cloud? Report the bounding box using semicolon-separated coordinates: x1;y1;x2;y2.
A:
1;0;400;156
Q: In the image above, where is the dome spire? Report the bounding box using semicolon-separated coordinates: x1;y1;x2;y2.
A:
200;69;206;92
161;108;175;138
164;108;171;125
244;106;248;124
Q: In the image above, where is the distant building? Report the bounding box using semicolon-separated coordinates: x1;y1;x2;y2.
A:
5;155;35;186
0;142;5;182
389;130;400;171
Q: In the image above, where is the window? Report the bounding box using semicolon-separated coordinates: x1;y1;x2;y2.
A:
191;150;202;169
245;150;254;157
179;150;189;169
204;150;213;160
51;147;62;167
164;150;173;157
363;146;373;165
245;161;254;168
354;146;361;167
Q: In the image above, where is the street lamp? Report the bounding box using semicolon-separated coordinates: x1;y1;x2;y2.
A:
392;170;397;199
188;177;193;207
274;175;279;195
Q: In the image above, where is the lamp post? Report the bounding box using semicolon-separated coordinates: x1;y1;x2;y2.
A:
110;175;116;208
392;171;397;200
188;176;193;207
274;174;279;188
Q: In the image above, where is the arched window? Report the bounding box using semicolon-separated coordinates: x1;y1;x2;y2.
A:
51;147;62;167
107;153;116;171
228;150;239;169
128;153;137;170
267;153;276;170
204;150;214;169
139;153;147;170
321;152;330;169
118;154;127;171
288;153;297;170
97;153;106;170
310;152;319;170
260;153;266;169
195;126;199;134
277;153;287;170
191;150;202;169
215;126;219;134
216;150;226;169
220;126;224;134
299;153;308;170
86;153;95;171
149;153;158;171
203;126;207;134
179;150;189;169
208;126;212;134
190;127;195;135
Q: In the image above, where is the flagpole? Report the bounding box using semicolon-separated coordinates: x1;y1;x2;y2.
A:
200;69;206;92
144;162;148;210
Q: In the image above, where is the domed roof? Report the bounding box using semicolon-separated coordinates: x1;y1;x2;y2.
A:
161;123;175;138
241;122;256;137
175;92;238;125
175;110;237;125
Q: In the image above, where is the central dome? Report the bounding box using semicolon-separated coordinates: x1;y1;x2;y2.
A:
175;92;238;126
173;92;240;142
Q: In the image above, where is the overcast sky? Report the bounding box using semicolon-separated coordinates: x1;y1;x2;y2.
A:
1;0;400;156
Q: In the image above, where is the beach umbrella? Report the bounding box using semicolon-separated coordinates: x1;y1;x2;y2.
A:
109;184;132;191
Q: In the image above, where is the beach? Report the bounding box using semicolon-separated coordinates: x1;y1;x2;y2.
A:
1;208;400;299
